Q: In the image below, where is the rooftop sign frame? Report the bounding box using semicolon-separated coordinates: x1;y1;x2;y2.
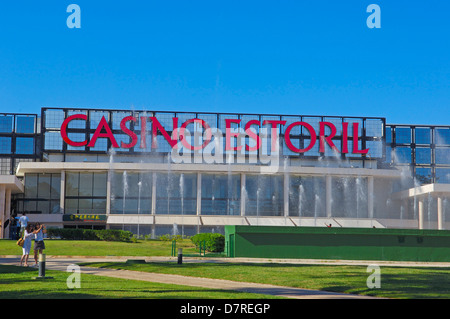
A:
40;107;386;162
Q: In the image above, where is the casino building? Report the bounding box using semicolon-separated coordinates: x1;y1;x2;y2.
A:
0;107;449;238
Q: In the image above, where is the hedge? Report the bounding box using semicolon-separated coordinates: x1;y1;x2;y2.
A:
46;228;133;242
191;233;225;252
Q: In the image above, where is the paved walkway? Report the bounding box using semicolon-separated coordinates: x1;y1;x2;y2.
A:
2;255;449;299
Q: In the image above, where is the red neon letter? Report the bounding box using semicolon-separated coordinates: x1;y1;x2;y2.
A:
225;119;242;151
60;114;88;147
120;116;138;149
341;122;349;154
150;117;179;149
352;123;369;154
179;118;212;150
88;116;119;148
245;120;261;151
319;122;339;153
284;122;317;153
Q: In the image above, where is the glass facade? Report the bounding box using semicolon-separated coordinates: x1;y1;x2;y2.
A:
155;173;197;215
65;172;107;215
201;174;240;215
0;113;39;174
289;176;325;218
245;175;284;216
16;173;61;214
110;172;152;214
386;125;450;184
1;108;448;237
40;108;385;164
331;177;368;218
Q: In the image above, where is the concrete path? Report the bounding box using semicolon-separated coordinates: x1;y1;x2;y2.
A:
0;255;383;299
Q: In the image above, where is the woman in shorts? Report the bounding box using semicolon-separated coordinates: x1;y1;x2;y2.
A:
33;223;46;267
20;224;42;267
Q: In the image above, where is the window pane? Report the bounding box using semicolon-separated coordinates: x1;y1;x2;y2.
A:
0;137;12;154
140;173;153;196
25;174;38;198
435;128;450;145
44;109;65;129
67;133;86;151
415;167;432;185
385;127;392;144
24;200;37;213
245;175;283;216
37;174;51;198
290;176;326;218
51;174;61;199
126;173;140;196
93;173;107;197
395;127;411;144
50;200;61;214
112;111;132;130
110;197;124;214
67;110;87;129
366;119;383;138
78;198;93;211
111;172;125;198
435;148;450;165
92;198;106;214
201;174;240;215
15;116;35;134
436;168;450;184
15;137;34;154
0;115;13;133
66;172;79;196
415;148;431;164
394;147;411;163
37;201;50;214
331;177;368;218
155;173;197;215
44;132;63;150
88;134;108;151
124;198;138;214
65;198;78;214
79;173;93;197
415;128;431;144
139;198;152;214
89;111;109;129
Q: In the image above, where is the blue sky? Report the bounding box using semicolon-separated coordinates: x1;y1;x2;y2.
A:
0;1;448;125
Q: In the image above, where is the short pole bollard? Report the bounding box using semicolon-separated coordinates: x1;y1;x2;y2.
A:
39;253;46;277
177;248;183;264
32;253;53;280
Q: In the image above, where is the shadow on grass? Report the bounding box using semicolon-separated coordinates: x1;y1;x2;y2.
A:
79;261;450;298
0;264;267;299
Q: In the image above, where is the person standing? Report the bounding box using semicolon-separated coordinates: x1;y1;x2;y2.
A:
33;223;46;267
18;213;29;237
20;224;42;267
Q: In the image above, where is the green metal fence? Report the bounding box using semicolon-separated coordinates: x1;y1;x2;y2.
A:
225;225;450;262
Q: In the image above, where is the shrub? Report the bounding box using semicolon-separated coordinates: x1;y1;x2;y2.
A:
46;228;133;242
191;233;225;253
158;234;189;242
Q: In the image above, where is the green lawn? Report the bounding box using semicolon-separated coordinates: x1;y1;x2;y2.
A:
0;238;198;257
2;239;450;299
80;261;450;299
0;264;279;299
